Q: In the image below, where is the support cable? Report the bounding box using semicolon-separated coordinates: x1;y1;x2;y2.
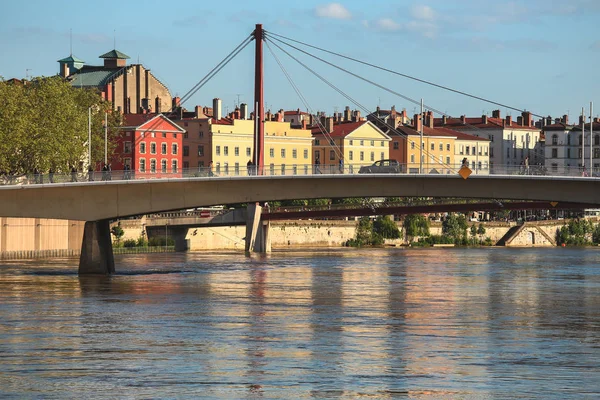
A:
265;30;544;119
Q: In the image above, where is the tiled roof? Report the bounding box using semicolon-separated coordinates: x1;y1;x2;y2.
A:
68;65;122;87
388;124;489;141
99;49;130;59
434;116;538;130
542;122;573;131
311;120;366;137
57;54;84;63
572;121;600;131
122;113;157;128
284;110;308;115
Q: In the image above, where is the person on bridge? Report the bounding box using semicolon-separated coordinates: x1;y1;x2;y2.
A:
247;159;254;176
88;166;94;182
208;161;215;177
48;168;54;184
70;166;77;182
315;158;322;174
339;158;344;174
461;157;468;168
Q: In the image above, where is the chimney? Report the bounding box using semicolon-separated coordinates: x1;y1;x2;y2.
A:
352;110;361;122
240;103;248;120
517;116;523;126
545;116;552;126
460;115;466;124
344;106;351;122
212;98;222;120
172;97;181;109
522;111;532;127
413;113;422;131
442;115;447;125
401;109;408;123
505;115;512;126
562;114;568;124
233;107;241;120
301;119;307;129
427;111;434;128
266;110;272;121
594;117;599;123
482;115;488;124
492;110;500;119
555;118;561;124
277;109;284;122
337;112;342;122
325;117;334;133
195;105;202;118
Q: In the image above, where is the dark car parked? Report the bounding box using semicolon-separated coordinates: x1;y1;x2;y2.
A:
358;159;402;174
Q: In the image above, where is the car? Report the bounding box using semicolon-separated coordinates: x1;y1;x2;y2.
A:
358;159;402;174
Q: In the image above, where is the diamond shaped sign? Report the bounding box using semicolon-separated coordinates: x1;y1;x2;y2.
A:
459;167;472;180
550;202;558;207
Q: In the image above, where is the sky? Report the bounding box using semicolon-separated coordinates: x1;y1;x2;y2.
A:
1;0;599;121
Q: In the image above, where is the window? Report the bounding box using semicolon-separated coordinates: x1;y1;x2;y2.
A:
270;148;275;157
184;131;188;139
224;146;229;156
447;144;450;151
292;149;297;159
151;132;155;138
246;147;251;157
161;143;167;155
173;133;177;139
183;146;189;156
216;162;221;173
198;145;204;156
446;156;450;164
140;132;145;138
431;143;435;151
381;141;384;147
183;161;189;169
579;135;583;145
304;149;308;159
330;139;335;145
466;146;470;155
216;146;220;156
150;143;157;154
161;159;167;173
171;160;178;173
485;147;488;156
315;139;320;145
349;151;353;160
172;144;178;155
124;141;132;154
567;135;571;145
411;142;415;150
478;161;482;170
381;152;384;160
411;154;415;163
439;143;443;151
270;164;275;175
393;141;399;150
349;140;353;145
370;152;374;161
594;148;600;158
281;164;286;175
235;162;240;174
567;148;571;158
150;159;156;173
235;146;239;156
551;163;558;172
139;158;146;172
140;142;146;154
199;131;204;138
596;135;600;146
360;140;364;146
370;140;374;146
293;164;297;175
224;162;229;174
579;149;582;158
330;150;335;160
162;132;167;138
552;134;558;145
360;151;364;161
281;149;286;158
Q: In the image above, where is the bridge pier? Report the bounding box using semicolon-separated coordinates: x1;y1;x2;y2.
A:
245;203;271;254
79;220;115;275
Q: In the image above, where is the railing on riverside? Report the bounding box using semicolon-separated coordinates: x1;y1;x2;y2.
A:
0;163;596;187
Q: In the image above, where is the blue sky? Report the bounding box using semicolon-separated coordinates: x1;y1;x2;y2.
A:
1;0;599;120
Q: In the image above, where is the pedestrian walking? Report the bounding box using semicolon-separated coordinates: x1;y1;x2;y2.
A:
70;166;77;182
33;168;40;184
48;168;54;183
461;157;468;168
102;164;108;181
208;161;215;177
88;166;94;182
247;159;253;176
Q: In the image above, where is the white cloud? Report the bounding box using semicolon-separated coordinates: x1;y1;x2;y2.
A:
315;3;352;20
411;5;435;21
375;18;401;32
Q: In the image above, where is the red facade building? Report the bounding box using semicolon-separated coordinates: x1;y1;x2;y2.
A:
113;114;185;177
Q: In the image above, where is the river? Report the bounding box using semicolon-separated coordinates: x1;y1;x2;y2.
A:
1;248;599;399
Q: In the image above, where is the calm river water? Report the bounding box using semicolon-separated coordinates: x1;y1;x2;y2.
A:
1;248;599;399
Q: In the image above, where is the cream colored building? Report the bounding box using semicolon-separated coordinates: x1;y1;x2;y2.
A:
312;118;391;173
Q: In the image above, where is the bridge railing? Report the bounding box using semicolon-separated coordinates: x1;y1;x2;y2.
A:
0;163;596;186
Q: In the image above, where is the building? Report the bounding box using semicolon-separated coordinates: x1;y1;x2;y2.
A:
58;49;172;114
366;105;411;131
112;113;185;177
175;99;314;175
284;109;311;126
434;110;542;172
386;112;490;174
311;116;391;173
570;117;600;174
542;116;574;175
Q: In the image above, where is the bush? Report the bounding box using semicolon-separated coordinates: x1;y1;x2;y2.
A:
123;239;137;248
148;237;175;246
373;215;401;239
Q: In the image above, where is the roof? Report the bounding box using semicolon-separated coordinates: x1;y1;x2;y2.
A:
284;110;309;116
122;113;186;132
99;49;130;59
311;120;366;137
69;68;121;87
572;121;600;131
57;54;85;63
434;116;538;131
388;124;489;141
542;122;573;131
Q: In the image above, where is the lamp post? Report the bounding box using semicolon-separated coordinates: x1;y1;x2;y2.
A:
88;107;92;167
104;112;108;166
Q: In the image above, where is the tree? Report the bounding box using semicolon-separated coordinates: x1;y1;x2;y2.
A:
373;215;401;239
477;224;486;243
442;213;468;244
110;222;125;244
403;214;430;243
0;76;121;179
470;224;478;244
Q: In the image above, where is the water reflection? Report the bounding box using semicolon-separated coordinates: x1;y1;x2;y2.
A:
0;248;599;398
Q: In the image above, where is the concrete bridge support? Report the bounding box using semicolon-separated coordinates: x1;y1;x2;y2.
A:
245;203;271;254
79;220;115;275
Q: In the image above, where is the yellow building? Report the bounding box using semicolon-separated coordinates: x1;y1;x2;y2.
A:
312;118;391;173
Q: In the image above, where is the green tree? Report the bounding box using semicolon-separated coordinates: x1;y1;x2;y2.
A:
442;213;468;244
110;222;125;244
373;215;401;239
0;76;121;178
477;223;486;242
470;224;478;244
403;214;430;242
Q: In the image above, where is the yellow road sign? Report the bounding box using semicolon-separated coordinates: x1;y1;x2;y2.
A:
550;202;558;207
459;167;472;180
